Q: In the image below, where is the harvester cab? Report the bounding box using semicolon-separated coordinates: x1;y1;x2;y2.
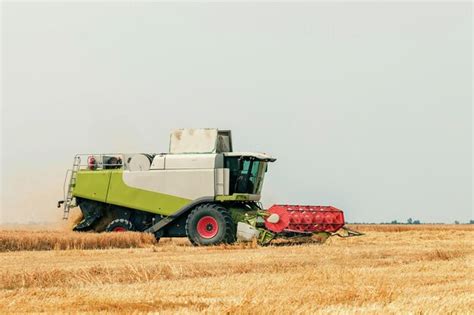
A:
59;128;361;246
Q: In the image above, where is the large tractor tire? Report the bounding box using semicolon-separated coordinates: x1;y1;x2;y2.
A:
105;219;134;232
185;203;236;246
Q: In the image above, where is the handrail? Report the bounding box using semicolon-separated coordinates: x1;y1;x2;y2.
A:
71;153;158;171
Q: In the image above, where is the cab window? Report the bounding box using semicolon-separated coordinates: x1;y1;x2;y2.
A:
225;157;266;194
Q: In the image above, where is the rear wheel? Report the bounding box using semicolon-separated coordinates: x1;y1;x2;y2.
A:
185;203;236;246
105;219;134;232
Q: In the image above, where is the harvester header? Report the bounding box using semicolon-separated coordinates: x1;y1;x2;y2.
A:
58;128;360;245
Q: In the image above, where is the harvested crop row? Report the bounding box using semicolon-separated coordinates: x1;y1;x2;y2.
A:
0;231;157;252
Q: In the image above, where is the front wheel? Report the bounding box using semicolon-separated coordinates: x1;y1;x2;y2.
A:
185;204;236;246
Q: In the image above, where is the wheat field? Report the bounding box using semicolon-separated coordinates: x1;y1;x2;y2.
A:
0;225;472;314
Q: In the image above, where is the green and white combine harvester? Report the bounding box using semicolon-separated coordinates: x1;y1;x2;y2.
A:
59;129;360;246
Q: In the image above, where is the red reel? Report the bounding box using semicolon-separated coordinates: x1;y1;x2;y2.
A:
265;205;345;233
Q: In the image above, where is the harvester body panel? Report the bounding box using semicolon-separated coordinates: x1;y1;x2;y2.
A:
73;170;111;203
169;129;232;154
71;150;265;216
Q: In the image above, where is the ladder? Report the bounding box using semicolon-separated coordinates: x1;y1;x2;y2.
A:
63;156;81;220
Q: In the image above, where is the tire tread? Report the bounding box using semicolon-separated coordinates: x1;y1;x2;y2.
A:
185;203;236;246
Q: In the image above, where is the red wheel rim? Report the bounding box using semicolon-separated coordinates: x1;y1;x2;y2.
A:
113;227;127;232
196;216;219;238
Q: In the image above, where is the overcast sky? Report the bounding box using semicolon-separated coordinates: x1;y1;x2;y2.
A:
1;2;472;224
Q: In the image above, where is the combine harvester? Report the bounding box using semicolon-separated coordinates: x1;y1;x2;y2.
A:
58;129;361;245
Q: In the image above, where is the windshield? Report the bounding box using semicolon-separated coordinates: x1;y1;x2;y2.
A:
225;157;267;194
